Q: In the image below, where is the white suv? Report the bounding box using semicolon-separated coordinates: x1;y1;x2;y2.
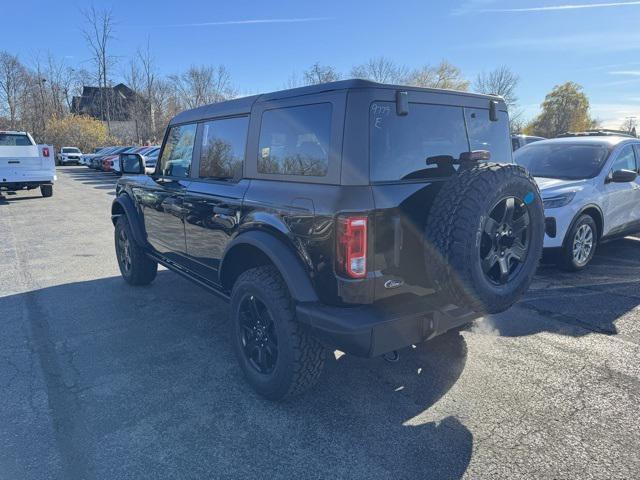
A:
515;136;640;270
58;147;83;165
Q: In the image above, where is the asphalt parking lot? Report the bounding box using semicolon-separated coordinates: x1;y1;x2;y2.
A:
1;166;639;479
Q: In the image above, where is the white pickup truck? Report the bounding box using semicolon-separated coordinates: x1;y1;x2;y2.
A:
0;131;56;197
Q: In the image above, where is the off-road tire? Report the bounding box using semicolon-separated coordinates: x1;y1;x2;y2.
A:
559;214;597;272
114;215;158;285
231;266;326;401
40;185;53;197
424;163;545;314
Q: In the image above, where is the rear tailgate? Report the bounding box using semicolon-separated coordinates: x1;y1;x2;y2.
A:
0;144;55;183
0;144;42;170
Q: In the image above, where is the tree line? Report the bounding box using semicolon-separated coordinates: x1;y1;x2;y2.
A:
0;7;626;151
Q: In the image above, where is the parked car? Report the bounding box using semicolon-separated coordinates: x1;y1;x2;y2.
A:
114;146;160;175
512;134;545;151
93;146;129;170
0;131;55;197
111;145;158;175
57;146;83;165
89;146;117;169
112;79;544;400
514;136;640;270
81;147;111;166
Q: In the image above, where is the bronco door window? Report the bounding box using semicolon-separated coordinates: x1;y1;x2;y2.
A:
199;116;249;181
159;123;197;178
257;103;332;177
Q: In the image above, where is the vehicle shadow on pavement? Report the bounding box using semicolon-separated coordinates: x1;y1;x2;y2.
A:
61;167;117;193
483;237;640;338
0;271;472;480
0;193;44;204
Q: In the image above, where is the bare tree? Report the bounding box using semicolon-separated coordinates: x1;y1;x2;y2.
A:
407;61;469;91
81;6;116;131
620;117;637;135
350;57;408;84
169;65;235;110
0;51;28;129
474;66;520;109
303;63;340;85
44;52;73;118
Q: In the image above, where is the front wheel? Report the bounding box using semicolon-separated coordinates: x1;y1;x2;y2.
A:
114;215;158;285
231;266;326;401
559;214;597;271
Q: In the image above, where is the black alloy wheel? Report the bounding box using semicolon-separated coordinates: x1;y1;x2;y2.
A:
238;293;278;375
116;227;132;275
480;196;531;285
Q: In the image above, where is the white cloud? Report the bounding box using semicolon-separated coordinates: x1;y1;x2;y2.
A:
458;1;640;14
609;70;640;76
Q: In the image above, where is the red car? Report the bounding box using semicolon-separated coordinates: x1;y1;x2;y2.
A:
101;154;117;172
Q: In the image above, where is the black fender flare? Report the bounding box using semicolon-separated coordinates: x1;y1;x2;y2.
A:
111;195;147;246
220;230;319;303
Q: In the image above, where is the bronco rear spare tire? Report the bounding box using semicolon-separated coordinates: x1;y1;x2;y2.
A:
424;163;544;314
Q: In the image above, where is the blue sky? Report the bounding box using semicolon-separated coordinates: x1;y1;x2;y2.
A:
3;0;640;127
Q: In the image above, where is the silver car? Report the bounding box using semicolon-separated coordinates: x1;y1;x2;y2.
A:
515;136;640;270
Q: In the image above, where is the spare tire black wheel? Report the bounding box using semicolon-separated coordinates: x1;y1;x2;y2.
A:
424;163;544;314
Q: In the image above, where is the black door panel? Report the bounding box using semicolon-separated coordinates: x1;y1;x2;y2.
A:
138;178;191;256
184;180;250;278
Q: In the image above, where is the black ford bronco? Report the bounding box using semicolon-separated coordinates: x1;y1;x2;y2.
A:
112;80;544;400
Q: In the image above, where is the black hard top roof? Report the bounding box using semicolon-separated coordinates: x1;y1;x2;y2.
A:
169;79;505;126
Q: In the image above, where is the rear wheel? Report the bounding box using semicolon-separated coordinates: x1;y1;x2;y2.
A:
114;215;158;285
231;266;325;401
559;214;597;271
40;185;53;197
424;163;545;314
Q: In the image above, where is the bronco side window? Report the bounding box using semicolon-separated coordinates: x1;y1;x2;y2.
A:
159;123;197;178
199;116;249;180
258;103;332;177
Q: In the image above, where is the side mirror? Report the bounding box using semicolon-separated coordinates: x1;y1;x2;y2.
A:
608;169;638;183
120;153;144;174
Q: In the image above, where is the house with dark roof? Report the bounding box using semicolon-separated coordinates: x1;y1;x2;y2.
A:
70;83;141;121
71;83;150;142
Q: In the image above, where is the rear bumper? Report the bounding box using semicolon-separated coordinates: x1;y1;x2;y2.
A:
296;296;479;357
0;168;58;185
1;180;52;190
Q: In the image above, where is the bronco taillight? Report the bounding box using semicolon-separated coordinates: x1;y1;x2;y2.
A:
337;216;368;279
42;147;49;157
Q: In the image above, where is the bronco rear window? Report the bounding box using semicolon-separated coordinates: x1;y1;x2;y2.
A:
370;102;512;182
0;133;33;146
